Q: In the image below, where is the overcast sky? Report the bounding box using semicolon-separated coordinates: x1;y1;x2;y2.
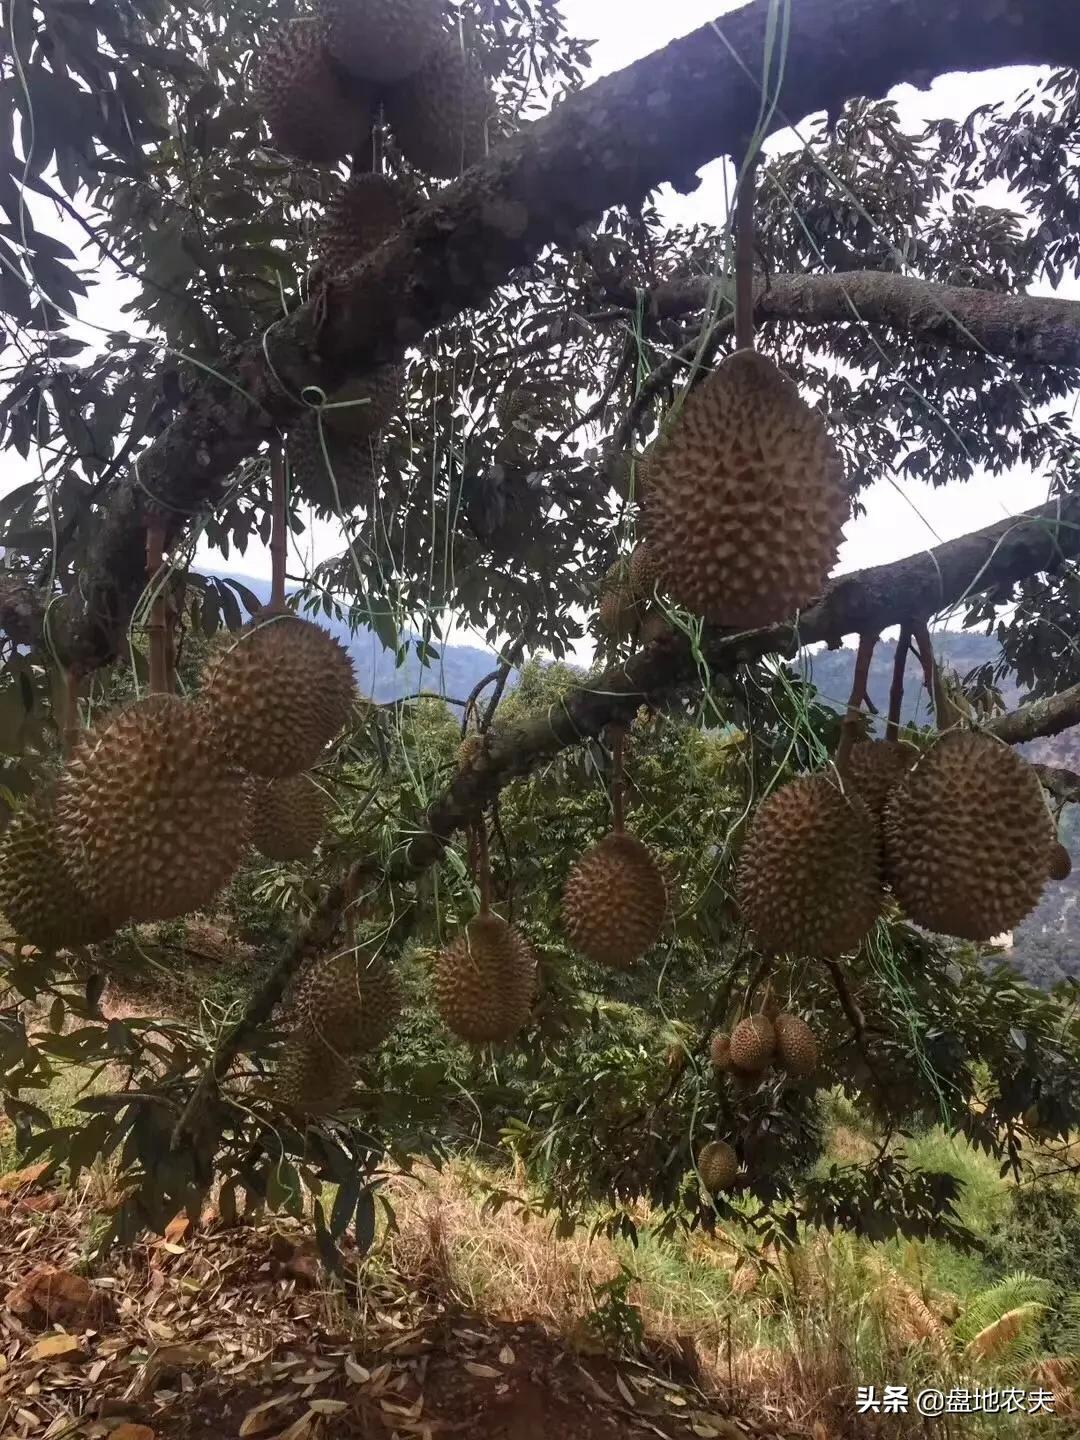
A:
4;0;1076;663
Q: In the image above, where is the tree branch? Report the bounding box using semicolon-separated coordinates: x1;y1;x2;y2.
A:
41;0;1080;677
986;681;1080;747
1031;763;1080;807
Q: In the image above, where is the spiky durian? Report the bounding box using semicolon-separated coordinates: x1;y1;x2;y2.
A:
383;32;495;178
698;1140;739;1192
295;947;403;1056
56;695;250;925
274;1023;357;1115
317;173;409;277
200;611;357;779
884;731;1054;941
286;416;380;515
433;912;535;1044
562;832;667;968
774;1013;819;1078
1050;841;1072;882
847;739;916;822
728;1015;776;1075
250;774;329;862
645;350;848;627
323;364;405;441
628;542;663;604
709;1030;732;1071
737;773;882;958
0;788;114;949
320;0;444;84
251;19;373;165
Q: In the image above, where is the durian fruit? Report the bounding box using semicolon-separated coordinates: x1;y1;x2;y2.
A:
296;948;403;1056
628;542;663;604
56;695;250;925
562;832;667;968
709;1030;732;1071
847;739;916;822
250;774;329;863
274;1023;357;1115
317;173;409;278
0;788;114;950
458;732;485;768
324;364;405;441
433;911;535;1043
286;415;379;515
596;560;640;641
737;774;882;958
384;32;495;178
251;20;373;165
637;609;672;648
774;1013;819;1078
645;350;849;628
200;611;357;779
320;0;444;84
697;1139;739;1193
884;731;1054;942
1050;841;1072;882
728;1014;776;1075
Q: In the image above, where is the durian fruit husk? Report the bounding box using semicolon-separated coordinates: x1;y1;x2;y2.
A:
56;694;251;926
645;349;849;628
596;559;641;642
251;19;373;165
319;0;445;84
562;831;667;968
250;774;329;863
323;364;406;442
728;1015;776;1075
847;739;916;822
737;772;882;958
709;1030;732;1071
383;31;496;179
433;911;536;1044
628;542;664;605
698;1139;739;1193
1050;841;1073;882
883;730;1054;942
295;947;404;1056
273;1022;357;1116
286;415;380;515
317;173;410;278
774;1013;819;1079
457;732;486;769
200;610;357;780
0;786;115;950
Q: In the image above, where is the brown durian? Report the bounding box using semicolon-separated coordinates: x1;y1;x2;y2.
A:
1050;841;1072;882
628;542;663;603
774;1013;819;1078
286;415;379;515
847;739;916;821
384;32;495;178
201;611;357;779
296;947;403;1056
320;0;444;84
317;173;409;278
737;773;882;958
645;350;849;627
274;1024;357;1115
433;911;535;1043
884;731;1054;941
251;774;329;862
56;695;250;925
728;1015;776;1074
697;1139;739;1193
457;732;485;768
562;831;667;968
709;1030;732;1071
0;788;114;949
251;19;373;165
637;608;673;648
323;364;405;441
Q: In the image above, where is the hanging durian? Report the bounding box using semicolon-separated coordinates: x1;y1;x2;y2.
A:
1050;841;1073;882
774;1013;819;1078
728;1014;776;1075
274;1023;358;1115
250;774;329;862
286;416;380;516
847;739;916;822
252;19;373;164
697;1140;739;1193
0;787;114;950
434;910;535;1043
295;947;403;1056
383;31;495;178
319;0;445;84
317;173;409;278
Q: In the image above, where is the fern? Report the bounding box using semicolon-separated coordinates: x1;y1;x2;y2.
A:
952;1273;1056;1348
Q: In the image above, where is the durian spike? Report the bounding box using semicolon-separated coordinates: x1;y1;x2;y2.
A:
886;622;913;743
608;722;627;833
270;445;287;610
734;144;759;352
912;619;962;732
146;519;169;695
835;632;877;778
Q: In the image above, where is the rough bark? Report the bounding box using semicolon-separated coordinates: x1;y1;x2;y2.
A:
987;682;1080;747
1031;763;1080;807
47;0;1080;676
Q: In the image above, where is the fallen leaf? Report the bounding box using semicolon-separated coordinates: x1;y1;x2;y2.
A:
163;1215;190;1245
344;1358;371;1384
463;1361;501;1379
615;1372;637;1407
497;1346;515;1365
275;1411;313;1440
0;1162;51;1195
308;1400;348;1416
240;1396;295;1436
28;1334;87;1363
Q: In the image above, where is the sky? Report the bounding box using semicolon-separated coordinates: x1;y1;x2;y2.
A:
4;0;1076;663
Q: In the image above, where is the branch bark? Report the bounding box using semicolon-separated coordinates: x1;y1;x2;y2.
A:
44;0;1080;676
986;682;1080;747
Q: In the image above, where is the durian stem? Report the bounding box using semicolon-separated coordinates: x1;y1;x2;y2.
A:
270;445;287;610
734;144;759;352
476;818;493;914
609;723;627;832
836;632;877;776
145;520;168;696
61;669;81;756
886;623;913;742
912;619;962;732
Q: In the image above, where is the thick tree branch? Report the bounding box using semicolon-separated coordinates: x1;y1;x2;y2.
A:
45;0;1080;675
1031;763;1080;807
986;682;1080;747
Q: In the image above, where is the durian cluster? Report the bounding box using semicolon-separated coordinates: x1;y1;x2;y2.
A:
595;541;671;650
710;1011;820;1081
0;610;356;953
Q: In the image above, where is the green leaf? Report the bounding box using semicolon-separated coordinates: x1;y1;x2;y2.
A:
354;1189;376;1255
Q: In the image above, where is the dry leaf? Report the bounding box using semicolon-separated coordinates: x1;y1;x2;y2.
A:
615;1372;637;1407
0;1162;51;1195
275;1412;314;1440
497;1346;515;1365
463;1362;501;1379
28;1334;86;1363
239;1396;295;1436
344;1357;371;1384
308;1400;348;1417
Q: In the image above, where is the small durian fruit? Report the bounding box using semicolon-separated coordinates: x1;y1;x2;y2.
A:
645;350;849;628
637;608;673;648
320;0;444;84
323;364;405;441
56;695;250;925
737;774;882;958
251;19;373;165
286;415;379;515
709;1030;732;1071
562;832;667;968
847;739;916;822
274;1023;357;1116
384;32;496;178
433;911;535;1043
250;774;329;863
774;1013;819;1079
200;611;357;780
1050;841;1073;882
297;948;403;1056
628;542;663;604
317;173;409;278
0;788;114;950
596;559;640;641
728;1015;776;1075
884;731;1054;942
457;732;485;768
697;1139;739;1193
